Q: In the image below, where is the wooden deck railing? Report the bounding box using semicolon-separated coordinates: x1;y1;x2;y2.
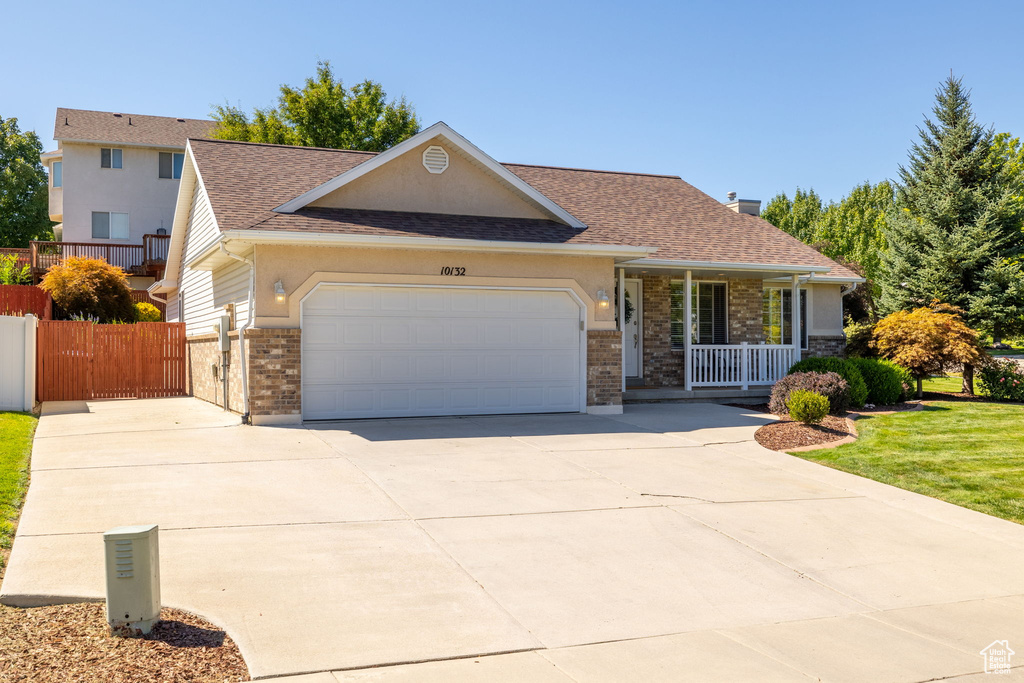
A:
0;248;31;273
29;235;170;276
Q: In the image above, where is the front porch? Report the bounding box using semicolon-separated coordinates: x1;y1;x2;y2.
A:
614;266;842;401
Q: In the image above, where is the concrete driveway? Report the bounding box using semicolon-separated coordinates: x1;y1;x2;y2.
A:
4;398;1024;681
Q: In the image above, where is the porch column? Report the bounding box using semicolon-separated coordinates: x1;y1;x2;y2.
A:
791;273;801;367
684;269;692;390
618;267;626;393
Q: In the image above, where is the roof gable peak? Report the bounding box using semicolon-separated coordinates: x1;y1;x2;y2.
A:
273;122;586;228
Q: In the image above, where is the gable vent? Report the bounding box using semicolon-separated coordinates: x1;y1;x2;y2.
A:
422;145;449;174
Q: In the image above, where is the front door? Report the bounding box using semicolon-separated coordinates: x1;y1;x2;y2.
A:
623;279;642;379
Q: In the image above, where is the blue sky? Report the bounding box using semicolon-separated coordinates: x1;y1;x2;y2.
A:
4;0;1023;204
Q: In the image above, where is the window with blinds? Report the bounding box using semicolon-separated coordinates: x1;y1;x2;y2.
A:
670;282;727;349
763;287;807;348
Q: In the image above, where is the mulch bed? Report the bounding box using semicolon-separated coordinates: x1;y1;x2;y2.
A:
0;603;249;682
754;414;853;451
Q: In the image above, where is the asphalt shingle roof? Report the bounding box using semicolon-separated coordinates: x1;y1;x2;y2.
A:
188;138;859;279
54;108;215;148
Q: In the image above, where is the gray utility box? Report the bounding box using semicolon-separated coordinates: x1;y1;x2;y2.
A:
104;524;161;635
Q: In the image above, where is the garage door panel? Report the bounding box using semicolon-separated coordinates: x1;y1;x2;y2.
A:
302;286;582;419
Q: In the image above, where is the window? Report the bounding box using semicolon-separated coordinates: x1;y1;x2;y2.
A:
91;211;129;239
101;148;123;169
159;152;185;179
51;161;62;187
763;287;808;348
670;281;728;348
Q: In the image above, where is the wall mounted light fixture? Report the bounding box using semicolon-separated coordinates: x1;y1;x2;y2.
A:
597;289;610;308
274;280;286;305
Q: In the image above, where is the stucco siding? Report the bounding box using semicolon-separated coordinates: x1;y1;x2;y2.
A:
59;142;183;244
250;244;616;330
809;283;844;335
310;139;553;220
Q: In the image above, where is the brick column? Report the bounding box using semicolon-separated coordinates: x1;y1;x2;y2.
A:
587;329;622;411
246;328;302;425
727;279;765;343
805;335;846;359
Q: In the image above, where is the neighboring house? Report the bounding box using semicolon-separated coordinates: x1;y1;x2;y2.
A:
37;108;215;288
152;122;863;424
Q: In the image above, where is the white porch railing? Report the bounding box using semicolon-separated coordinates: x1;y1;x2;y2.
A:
688;343;795;389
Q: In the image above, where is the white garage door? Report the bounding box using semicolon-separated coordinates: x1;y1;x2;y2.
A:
301;285;583;420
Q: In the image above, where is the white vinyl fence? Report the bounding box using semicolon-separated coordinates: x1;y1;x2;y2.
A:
0;315;36;411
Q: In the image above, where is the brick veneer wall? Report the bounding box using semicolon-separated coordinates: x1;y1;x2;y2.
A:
187;332;244;413
727;279;765;344
637;275;767;387
587;329;622;407
639;275;683;386
805;335;846;359
246;328;302;420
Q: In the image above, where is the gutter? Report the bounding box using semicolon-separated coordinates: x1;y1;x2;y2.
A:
219;230;656;261
218;243;255;423
621;258;832;274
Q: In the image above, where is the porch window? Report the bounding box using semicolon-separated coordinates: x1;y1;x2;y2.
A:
763;287;807;349
670;282;727;349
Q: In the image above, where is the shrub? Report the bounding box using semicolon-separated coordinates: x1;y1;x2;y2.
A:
843;319;875;358
978;360;1024;402
769;371;850;415
0;254;31;285
39;256;134;323
787;390;829;425
789;357;868;408
134;301;162;322
846;357;911;405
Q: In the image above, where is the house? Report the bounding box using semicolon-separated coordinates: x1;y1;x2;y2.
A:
151;122;862;424
37;108;215;288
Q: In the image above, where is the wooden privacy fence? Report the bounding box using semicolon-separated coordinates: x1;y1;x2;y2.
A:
0;285;52;319
37;321;186;401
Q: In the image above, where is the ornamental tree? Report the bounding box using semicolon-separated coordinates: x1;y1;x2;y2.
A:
871;302;989;397
40;256;134;323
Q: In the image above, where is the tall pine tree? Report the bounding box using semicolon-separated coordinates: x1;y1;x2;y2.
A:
879;76;1024;339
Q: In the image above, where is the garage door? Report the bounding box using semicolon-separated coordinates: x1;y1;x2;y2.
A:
301;285;583;420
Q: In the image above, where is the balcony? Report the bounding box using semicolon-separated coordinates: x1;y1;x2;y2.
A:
28;234;171;281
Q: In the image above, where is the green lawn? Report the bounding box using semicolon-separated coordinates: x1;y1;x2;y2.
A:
0;412;36;569
794;401;1024;524
921;375;964;393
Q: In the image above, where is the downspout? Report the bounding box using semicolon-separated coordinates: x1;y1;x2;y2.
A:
841;282;859;296
219;242;254;424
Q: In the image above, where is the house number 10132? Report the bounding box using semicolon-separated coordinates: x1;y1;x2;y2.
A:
440;266;466;276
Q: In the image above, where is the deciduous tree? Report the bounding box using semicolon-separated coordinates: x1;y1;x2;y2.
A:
0;116;54;247
211;61;419;152
871;302;988;396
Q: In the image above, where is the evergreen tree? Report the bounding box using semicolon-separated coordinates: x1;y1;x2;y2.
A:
878;75;1024;338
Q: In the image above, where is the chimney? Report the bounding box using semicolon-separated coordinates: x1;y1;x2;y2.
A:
724;192;761;216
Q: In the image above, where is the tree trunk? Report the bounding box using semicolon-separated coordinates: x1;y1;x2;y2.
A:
917;376;923;398
962;363;974;395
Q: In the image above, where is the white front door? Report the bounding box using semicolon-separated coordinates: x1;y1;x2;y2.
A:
301;284;584;420
623;279;642;379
